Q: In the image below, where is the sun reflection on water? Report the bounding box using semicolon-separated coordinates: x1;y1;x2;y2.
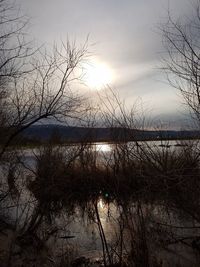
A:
98;198;105;209
95;143;111;152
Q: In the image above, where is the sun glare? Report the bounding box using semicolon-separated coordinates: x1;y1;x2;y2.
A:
83;60;113;90
95;143;111;152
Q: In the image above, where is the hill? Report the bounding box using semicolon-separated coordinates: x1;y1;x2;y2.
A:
20;125;200;144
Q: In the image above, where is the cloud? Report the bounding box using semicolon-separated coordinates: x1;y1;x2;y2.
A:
17;0;195;124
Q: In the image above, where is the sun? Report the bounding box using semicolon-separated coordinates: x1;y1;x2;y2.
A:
83;60;113;90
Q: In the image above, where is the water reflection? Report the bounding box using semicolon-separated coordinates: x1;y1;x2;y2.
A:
98;198;105;209
94;143;112;152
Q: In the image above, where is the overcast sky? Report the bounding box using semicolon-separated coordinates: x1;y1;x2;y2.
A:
16;0;195;128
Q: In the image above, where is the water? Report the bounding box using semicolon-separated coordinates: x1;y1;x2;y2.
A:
2;139;200;265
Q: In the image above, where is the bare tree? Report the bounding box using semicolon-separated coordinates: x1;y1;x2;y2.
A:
0;0;35;147
0;0;34;80
1;41;88;152
0;0;89;157
161;3;200;123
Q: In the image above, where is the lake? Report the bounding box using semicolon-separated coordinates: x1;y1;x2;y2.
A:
1;139;200;266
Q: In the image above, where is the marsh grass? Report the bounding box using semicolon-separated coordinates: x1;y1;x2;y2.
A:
0;139;200;266
7;140;196;266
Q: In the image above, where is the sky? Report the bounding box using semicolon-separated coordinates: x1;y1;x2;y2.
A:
16;0;196;129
